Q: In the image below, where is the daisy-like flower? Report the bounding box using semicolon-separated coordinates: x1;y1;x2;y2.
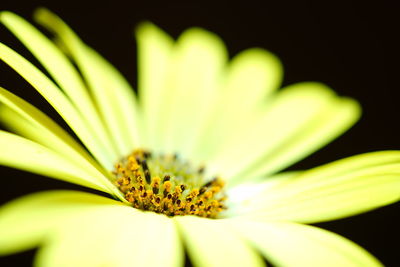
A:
0;8;399;267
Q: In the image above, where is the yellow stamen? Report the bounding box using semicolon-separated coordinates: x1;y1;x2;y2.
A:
113;149;227;218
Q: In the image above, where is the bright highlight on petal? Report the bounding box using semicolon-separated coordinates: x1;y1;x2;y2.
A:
231;151;400;223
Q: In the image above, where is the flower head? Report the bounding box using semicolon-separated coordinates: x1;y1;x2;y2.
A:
0;8;399;267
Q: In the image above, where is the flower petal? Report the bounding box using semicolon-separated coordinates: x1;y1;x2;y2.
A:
34;8;141;157
0;11;118;162
0;87;126;199
0;41;114;168
175;216;264;267
84;47;142;154
135;22;174;150
230;220;383;267
0;131;110;191
224;171;299;217
239;96;360;182
190;48;283;163
159;27;228;157
232;151;400;223
0;190;122;255
0;87;94;165
35;207;182;267
209;82;359;182
222;48;283;111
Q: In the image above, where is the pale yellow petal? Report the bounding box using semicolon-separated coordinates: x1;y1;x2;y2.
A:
0;86;95;165
135;22;174;149
34;8;141;157
0;131;108;191
0;42;114;168
0;87;125;199
209;82;358;182
84;47;141;154
224;171;299;217
35;208;182;267
237;97;360;182
0;191;122;255
0;11;118;161
0;105;90;164
191;48;283;163
230;220;383;267
175;216;264;267
159;28;228;157
232;151;400;223
223;48;283;109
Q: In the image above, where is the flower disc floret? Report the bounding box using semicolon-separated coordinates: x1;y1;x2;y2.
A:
114;149;227;218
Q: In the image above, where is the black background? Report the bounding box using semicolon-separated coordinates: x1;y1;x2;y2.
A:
0;0;399;266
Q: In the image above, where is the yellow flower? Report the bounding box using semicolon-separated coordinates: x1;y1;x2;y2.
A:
0;8;399;267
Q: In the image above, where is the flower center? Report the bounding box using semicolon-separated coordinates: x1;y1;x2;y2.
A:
113;149;227;218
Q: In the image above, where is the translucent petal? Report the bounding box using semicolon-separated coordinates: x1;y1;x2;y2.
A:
230;220;383;267
232;151;400;223
135;22;174;149
0;42;114;168
34;8;141;157
0;11;117;161
175;216;264;267
0;131;109;191
159;28;228;157
35;207;182;267
0;191;122;255
190;48;283;163
209;82;359;181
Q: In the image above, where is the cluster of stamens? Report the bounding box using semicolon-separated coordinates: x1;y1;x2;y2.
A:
113;149;227;218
